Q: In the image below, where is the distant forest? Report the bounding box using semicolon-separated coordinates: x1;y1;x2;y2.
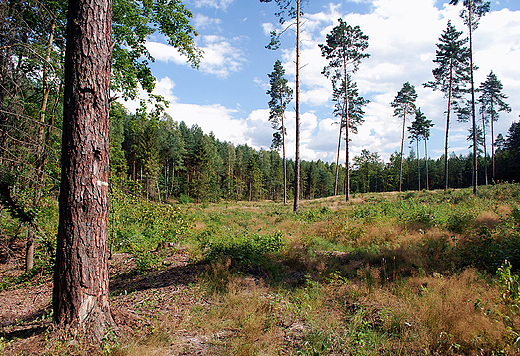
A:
108;103;520;203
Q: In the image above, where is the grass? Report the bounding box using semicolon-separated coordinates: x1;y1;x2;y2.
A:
3;183;520;355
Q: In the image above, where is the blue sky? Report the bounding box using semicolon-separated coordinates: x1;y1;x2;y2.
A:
120;0;520;164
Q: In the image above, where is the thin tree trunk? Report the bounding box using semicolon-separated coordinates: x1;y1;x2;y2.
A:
424;136;429;190
445;71;453;191
334;123;342;196
417;139;420;191
26;20;57;273
468;5;478;195
482;112;488;185
491;101;496;183
293;0;301;212
399;113;406;192
282;112;287;205
53;0;114;342
343;60;350;202
345;105;350;202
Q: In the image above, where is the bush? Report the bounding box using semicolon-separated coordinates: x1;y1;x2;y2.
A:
204;231;286;268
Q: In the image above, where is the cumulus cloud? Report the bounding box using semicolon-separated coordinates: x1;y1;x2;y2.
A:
133;0;519;164
193;13;222;30
263;0;520;162
147;34;247;78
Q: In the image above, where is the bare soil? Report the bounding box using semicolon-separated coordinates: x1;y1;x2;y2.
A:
0;244;214;355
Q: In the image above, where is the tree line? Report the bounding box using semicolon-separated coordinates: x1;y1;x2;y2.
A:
108;103;520;203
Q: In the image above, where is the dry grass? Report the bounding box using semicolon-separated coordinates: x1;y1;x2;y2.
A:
4;185;520;355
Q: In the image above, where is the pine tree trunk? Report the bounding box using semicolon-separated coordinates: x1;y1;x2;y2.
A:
399;113;406;192
417;139;420;191
468;5;478;195
53;0;114;343
424;136;429;190
445;71;453;191
482;112;488;185
293;0;301;212
282;113;287;205
491;101;496;183
334;124;342;196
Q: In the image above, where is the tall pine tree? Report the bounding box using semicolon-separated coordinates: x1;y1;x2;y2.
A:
424;20;470;190
260;0;303;211
450;0;490;194
267;59;293;205
319;18;369;201
391;82;417;192
478;71;511;183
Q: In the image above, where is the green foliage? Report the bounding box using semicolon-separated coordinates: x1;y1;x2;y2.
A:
447;210;474;233
496;260;520;302
299;206;334;222
133;251;165;275
201;230;286;268
110;186;192;253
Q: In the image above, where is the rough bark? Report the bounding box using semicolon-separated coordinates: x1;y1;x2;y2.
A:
53;0;114;343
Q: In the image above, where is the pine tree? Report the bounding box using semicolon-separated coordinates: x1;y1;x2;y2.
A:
391;82;417;192
450;0;490;194
330;76;368;200
267;59;293;205
478;71;511;183
53;0;114;341
408;108;434;190
319;18;369;201
260;0;303;212
424;20;470;190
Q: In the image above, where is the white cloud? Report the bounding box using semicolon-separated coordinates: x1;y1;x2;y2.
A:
193;13;222;30
192;0;234;10
262;0;520;161
199;35;247;77
146;34;247;78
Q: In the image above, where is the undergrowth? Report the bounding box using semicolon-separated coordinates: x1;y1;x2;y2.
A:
3;183;520;355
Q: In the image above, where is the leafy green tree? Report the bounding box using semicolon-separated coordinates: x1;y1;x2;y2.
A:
391;82;417;192
261;0;303;212
267;59;293;205
111;0;201;104
424;20;470;190
320;18;369;201
353;150;383;193
450;0;490;195
478;71;511;183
